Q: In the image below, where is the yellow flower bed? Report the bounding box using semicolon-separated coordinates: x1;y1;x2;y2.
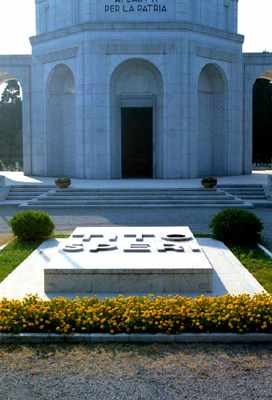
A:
0;294;272;335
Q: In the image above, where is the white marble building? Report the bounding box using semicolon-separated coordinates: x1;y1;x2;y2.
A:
0;0;272;179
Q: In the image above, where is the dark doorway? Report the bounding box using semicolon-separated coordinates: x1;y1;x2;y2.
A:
121;107;153;178
253;78;272;165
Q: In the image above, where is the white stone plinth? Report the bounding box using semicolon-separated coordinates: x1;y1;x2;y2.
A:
44;227;213;294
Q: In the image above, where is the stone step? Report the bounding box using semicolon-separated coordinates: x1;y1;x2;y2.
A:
221;188;265;191
8;189;52;193
9;189;48;195
53;190;218;196
42;195;234;201
28;199;246;206
6;185;54;201
21;185;250;209
218;185;268;201
218;184;264;188
224;190;266;194
8;192;47;197
7;197;38;201
51;192;228;198
238;195;267;199
20;203;253;209
221;189;265;194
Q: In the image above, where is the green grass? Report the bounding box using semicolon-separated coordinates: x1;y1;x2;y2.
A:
195;232;272;294
0;233;69;283
231;245;272;293
0;239;43;283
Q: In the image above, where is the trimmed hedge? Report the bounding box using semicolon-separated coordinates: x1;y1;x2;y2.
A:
0;294;271;335
10;210;55;242
210;208;263;245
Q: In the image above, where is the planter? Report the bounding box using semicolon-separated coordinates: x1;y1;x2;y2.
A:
201;177;217;189
202;183;216;189
55;177;71;189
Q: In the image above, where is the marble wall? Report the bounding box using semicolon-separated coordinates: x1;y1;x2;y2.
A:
1;1;271;179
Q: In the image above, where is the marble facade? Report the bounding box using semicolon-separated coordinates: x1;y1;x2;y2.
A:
0;0;272;179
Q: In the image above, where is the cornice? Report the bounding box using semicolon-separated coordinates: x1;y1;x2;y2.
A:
195;45;239;63
35;47;79;63
243;52;272;65
0;55;32;67
30;21;244;46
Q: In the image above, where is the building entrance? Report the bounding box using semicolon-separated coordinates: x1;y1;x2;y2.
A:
121;107;153;178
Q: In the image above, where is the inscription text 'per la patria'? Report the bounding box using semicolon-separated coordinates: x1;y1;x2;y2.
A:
104;0;168;15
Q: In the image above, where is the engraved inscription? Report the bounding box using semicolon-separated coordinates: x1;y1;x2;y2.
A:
98;0;175;20
62;230;193;254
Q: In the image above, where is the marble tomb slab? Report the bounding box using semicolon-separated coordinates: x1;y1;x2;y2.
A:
44;227;213;294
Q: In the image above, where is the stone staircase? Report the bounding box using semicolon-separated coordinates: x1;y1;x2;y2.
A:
4;185;54;205
20;187;251;209
218;184;272;207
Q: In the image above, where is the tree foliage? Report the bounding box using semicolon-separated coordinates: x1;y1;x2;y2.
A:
0;79;22;169
1;80;21;104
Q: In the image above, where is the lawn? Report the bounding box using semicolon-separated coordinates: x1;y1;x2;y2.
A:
231;245;272;293
0;233;70;283
0;239;43;282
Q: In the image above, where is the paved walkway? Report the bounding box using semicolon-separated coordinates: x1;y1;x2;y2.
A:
0;170;272;188
0;207;271;248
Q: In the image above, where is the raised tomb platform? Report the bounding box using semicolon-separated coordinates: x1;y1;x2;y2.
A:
44;227;213;294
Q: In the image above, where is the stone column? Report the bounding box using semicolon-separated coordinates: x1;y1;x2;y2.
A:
267;175;272;196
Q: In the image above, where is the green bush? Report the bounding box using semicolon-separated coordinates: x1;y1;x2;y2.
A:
210;208;263;245
10;210;55;242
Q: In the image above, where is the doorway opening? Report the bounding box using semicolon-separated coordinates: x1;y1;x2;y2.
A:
0;78;23;171
252;74;272;166
121;107;153;178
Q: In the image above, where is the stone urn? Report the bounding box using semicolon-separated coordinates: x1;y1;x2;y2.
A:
201;176;217;189
55;177;71;189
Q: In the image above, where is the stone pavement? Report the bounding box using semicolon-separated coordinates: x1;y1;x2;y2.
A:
1;170;272;188
0;206;271;248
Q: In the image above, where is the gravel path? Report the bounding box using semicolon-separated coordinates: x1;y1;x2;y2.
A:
0;344;271;400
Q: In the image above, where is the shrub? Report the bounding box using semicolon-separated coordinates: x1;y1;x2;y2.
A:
0;294;271;335
10;210;55;242
210;208;263;245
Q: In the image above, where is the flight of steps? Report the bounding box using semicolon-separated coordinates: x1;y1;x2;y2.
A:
4;185;54;204
21;188;251;209
218;184;271;207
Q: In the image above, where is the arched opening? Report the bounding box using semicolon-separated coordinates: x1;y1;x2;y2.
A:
46;64;76;177
252;71;272;167
0;76;23;171
198;64;227;177
110;59;163;179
